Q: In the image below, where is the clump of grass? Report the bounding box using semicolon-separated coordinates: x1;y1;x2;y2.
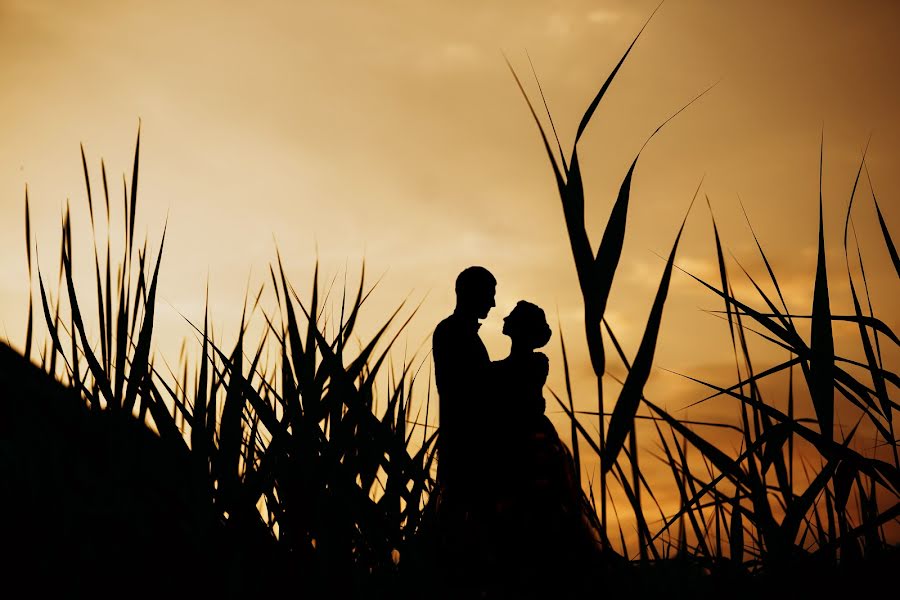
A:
22;129;439;597
510;3;899;590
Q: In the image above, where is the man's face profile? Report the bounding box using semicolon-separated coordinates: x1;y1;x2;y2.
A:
455;266;496;320
475;284;496;320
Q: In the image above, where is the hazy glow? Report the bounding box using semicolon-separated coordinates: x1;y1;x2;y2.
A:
1;0;898;547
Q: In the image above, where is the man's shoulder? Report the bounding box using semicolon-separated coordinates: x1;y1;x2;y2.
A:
434;313;456;331
433;314;449;337
433;313;462;341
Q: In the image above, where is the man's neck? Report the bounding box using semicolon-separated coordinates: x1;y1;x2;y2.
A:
452;308;479;324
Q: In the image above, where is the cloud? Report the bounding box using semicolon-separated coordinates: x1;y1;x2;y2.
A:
586;10;621;26
415;41;484;73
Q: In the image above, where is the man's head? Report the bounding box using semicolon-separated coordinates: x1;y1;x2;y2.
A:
455;266;496;320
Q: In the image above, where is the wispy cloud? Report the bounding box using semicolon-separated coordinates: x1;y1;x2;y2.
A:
586;9;621;26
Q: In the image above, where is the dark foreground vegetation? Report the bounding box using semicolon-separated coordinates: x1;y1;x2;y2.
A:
2;9;898;599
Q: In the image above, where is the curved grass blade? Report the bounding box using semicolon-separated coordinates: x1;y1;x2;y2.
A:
558;323;580;484
504;54;566;195
864;164;900;278
652;420;710;559
24;189;33;361
60;207;115;407
526;50;567;173
781;422;862;542
128;122;140;252
37;271;68;374
679;356;802;410
738;197;795;329
809;136;834;441
191;289;210;458
669;368;900;494
730;488;744;565
80;143;95;230
573;0;664;147
601;186;696;471
123;225;166;414
706;197;739;357
844;158;894;425
713;311;900;348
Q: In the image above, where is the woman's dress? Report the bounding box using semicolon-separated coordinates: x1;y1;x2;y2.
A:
490;352;604;595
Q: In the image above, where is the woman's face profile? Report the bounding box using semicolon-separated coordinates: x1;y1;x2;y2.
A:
502;306;526;340
503;302;550;349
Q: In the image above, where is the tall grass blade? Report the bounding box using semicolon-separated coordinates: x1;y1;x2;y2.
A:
504;55;566;195
123;227;166;414
37;272;65;374
573;0;663;146
564;150;603;376
851;230;898;467
669;368;899;494
671;430;713;559
113;266;129;406
80;143;95;230
729;488;744;565
275;250;308;408
104;244;112;373
809;136;835;441
70;308;80;391
338;263;366;356
24;187;32;274
24;189;33;361
728;255;802;345
101;158;110;223
526;50;567;173
706;197;739;355
846;246;890;419
863;164;900;278
653;421;706;557
128;123;140;252
61;206;115;407
601;189;695;471
217;329;246;513
592;156;638;325
558;324;580;483
611;459;659;560
738;198;794;328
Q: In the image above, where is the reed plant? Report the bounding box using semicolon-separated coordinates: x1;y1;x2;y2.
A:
510;5;899;594
19;128;439;598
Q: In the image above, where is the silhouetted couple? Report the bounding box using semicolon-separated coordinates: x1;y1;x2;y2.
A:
431;266;602;599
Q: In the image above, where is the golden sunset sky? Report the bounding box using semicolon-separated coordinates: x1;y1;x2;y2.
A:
1;0;898;542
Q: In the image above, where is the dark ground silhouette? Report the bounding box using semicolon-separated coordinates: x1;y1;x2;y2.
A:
0;340;277;599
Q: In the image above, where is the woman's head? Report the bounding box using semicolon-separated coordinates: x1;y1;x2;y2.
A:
502;300;551;350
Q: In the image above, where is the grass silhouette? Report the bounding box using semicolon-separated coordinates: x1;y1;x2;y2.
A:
3;9;899;600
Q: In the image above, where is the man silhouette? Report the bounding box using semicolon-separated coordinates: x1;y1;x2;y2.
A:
432;265;496;507
430;266;497;597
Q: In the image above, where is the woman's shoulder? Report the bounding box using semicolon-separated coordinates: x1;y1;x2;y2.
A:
531;352;549;372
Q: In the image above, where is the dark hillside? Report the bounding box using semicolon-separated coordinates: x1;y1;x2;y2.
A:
0;341;219;598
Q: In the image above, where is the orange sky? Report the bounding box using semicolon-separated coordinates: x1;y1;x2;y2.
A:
1;0;898;547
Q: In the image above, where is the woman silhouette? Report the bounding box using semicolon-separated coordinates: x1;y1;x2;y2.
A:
490;300;603;597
